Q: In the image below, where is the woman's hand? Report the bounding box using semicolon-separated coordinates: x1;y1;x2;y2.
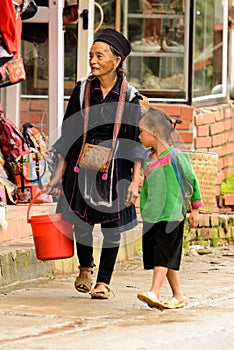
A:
45;155;66;195
125;160;141;207
125;181;139;208
188;208;199;228
45;182;61;195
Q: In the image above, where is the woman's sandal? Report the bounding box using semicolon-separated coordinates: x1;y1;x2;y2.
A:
74;267;94;293
90;282;114;300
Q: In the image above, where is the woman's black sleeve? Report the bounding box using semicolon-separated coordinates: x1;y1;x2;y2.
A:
52;82;82;158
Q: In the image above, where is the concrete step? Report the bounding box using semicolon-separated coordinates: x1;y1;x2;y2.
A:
1;203;57;245
0;227;142;288
0;204;143;288
0;245;53;288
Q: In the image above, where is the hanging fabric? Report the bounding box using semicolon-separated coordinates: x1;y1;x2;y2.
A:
0;0;22;55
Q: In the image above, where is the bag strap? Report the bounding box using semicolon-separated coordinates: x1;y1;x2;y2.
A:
74;77;128;175
19;156;25;192
34;152;43;189
171;148;193;210
171;148;187;198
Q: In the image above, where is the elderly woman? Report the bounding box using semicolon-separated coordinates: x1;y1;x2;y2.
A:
47;29;145;299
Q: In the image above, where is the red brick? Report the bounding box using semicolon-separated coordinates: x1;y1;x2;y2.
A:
180;106;194;120
20;99;29;112
224;194;234;206
212;133;225;147
30;99;48;111
219;143;234;158
219;208;232;214
224;106;232;118
154;104;181;117
210;120;225;135
210;213;220;225
225;143;234;155
223;167;231;179
226;131;234;143
176;120;190;130
180;132;194;143
195;137;212;148
195;112;216;126
197;125;209;137
199;214;210;227
225;118;233;131
215;109;224;121
218;156;224;169
211;146;224;157
21;111;44;124
222;155;234;168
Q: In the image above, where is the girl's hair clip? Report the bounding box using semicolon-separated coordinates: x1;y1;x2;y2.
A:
170;119;182;129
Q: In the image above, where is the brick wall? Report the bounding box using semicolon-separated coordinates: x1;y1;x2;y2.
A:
19;99;234;212
185;212;234;246
20;98;69;136
21;98;49;135
194;105;234;197
152;103;234;206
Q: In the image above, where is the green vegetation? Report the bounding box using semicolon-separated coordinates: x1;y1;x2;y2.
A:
197;234;208;248
220;172;234;194
182;240;190;256
210;231;223;247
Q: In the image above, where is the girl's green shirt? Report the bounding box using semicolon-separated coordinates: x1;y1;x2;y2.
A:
140;146;203;223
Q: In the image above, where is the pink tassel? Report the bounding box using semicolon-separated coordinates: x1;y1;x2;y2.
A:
102;173;108;180
74;166;79;173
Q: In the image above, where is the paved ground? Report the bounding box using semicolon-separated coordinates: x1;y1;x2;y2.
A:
0;245;234;350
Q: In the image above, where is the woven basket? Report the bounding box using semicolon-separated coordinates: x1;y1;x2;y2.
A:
184;150;219;213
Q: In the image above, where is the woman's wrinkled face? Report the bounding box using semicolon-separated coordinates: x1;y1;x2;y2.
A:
89;42;121;78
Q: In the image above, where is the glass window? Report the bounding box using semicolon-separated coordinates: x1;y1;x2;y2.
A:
94;0;117;34
124;0;189;102
193;0;228;102
21;21;77;96
20;0;228;105
20;1;118;97
21;23;48;96
63;23;77;96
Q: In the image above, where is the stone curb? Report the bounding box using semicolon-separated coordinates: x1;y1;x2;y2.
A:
0;225;142;288
0;246;53;288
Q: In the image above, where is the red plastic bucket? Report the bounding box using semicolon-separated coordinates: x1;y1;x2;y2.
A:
27;190;74;261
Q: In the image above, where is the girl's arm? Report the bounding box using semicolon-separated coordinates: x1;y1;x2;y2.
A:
188;208;200;228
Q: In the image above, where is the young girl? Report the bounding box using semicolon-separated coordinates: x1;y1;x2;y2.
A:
137;108;203;311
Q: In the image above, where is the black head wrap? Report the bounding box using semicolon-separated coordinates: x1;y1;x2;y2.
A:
94;29;131;61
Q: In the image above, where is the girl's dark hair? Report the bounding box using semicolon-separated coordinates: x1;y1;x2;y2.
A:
140;108;176;144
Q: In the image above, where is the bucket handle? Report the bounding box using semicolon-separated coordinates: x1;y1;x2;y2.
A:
27;189;47;224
